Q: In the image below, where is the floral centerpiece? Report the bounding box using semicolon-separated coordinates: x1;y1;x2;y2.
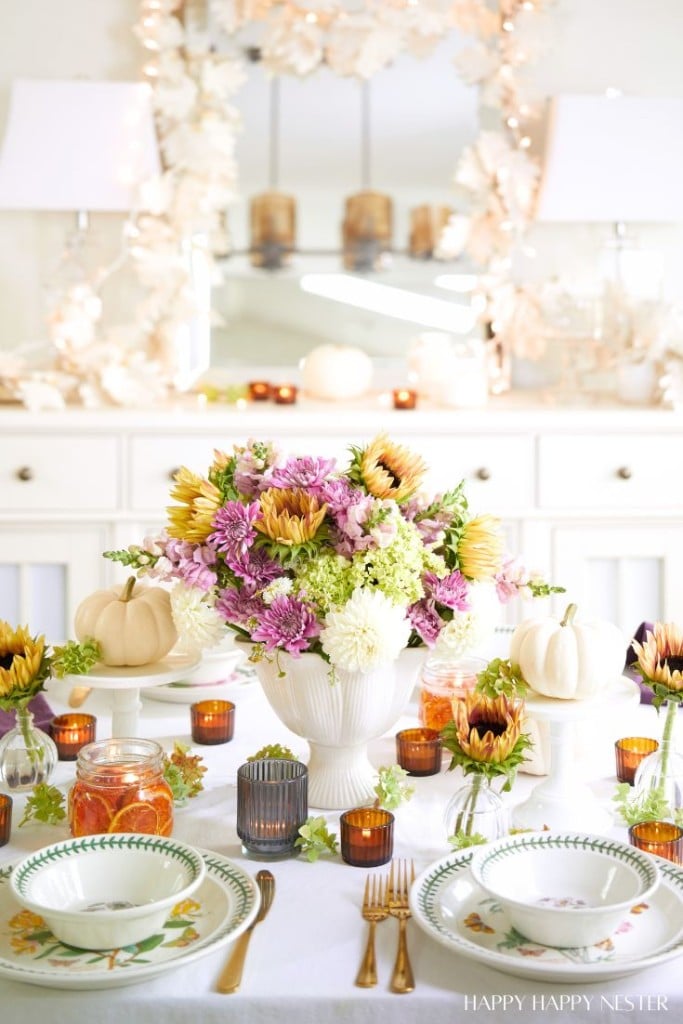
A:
106;434;559;808
615;622;683;826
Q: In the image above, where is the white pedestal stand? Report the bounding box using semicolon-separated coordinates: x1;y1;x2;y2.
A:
64;655;199;737
512;677;640;833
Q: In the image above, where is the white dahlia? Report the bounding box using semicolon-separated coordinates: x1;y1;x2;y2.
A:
320;588;411;673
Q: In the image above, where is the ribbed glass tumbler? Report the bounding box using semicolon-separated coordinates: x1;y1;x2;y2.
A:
236;758;308;859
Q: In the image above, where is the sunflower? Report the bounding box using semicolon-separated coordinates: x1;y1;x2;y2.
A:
357;434;427;502
166;467;223;544
632;622;683;700
452;692;524;765
457;514;504;580
254;488;327;546
0;621;49;707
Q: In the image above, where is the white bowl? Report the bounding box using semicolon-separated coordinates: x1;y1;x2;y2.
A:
10;834;206;951
174;636;245;685
469;832;660;948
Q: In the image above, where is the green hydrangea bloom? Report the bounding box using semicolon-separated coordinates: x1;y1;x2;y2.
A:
294;554;354;612
348;517;428;606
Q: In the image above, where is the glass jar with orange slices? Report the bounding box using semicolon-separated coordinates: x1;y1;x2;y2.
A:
69;738;173;838
419;656;486;732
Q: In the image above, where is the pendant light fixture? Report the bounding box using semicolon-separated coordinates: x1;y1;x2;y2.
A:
341;80;393;273
249;70;296;270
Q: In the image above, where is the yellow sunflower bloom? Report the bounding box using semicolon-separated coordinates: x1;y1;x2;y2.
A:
359;434;427;501
166;467;223;544
452;692;523;765
632;622;683;695
0;622;48;703
255;488;327;546
457;514;504;580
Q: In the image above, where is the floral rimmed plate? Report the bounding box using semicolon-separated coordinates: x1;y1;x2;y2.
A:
142;663;256;704
410;849;683;983
0;849;260;990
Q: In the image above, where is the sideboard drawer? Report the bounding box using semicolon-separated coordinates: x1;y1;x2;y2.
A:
538;435;683;509
413;435;535;512
129;436;231;512
0;435;118;511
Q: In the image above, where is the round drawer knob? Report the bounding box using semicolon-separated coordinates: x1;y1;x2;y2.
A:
475;467;491;481
616;466;632;480
168;467;182;481
16;466;34;482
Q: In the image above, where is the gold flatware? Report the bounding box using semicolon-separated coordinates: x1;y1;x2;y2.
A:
217;869;275;994
68;686;92;708
387;859;415;994
355;873;389;988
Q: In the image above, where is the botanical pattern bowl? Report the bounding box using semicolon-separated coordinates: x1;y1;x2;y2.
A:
10;833;206;951
469;832;660;948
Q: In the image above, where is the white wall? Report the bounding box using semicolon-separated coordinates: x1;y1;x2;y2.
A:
0;0;682;366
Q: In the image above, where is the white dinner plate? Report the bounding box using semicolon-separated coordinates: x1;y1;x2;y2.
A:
0;848;260;990
410;849;683;983
142;663;256;704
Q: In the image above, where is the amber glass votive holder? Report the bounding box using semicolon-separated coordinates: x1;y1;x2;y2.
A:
392;387;417;411
396;727;442;776
248;380;271;402
629;821;683;865
0;793;12;846
190;700;235;745
615;737;659;785
50;713;97;761
340;807;395;867
272;383;298;405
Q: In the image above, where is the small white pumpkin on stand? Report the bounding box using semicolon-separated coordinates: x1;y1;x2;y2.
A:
300;344;373;401
75;576;178;667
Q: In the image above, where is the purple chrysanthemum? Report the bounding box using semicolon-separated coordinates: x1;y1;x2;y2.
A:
268;456;336;491
250;595;321;656
209;500;261;558
408;599;442;646
424;570;470;611
215;582;265;627
162;538;217;591
226;546;283;586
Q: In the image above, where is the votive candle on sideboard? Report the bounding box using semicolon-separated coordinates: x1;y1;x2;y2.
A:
395;727;442;776
190;700;235;745
0;794;12;846
50;713;97;761
614;736;659;785
392;387;417;410
272;383;298;405
340;808;394;867
248;380;272;402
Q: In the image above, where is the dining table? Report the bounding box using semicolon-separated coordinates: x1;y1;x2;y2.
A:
0;654;680;1024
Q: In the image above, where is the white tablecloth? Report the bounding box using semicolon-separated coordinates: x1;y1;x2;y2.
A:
0;670;678;1024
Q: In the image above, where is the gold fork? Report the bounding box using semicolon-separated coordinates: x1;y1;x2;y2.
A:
387;859;415;994
355;874;389;988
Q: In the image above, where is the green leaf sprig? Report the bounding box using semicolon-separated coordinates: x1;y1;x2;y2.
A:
448;830;488;851
612;781;683;827
50;638;101;678
162;742;207;803
374;765;415;811
18;783;66;827
294;816;339;862
475;659;528;701
246;743;298;762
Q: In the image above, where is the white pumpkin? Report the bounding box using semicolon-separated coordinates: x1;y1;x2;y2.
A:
301;344;373;400
509;603;625;701
74;576;178;667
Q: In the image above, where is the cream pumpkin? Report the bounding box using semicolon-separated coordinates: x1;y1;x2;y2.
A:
509;603;625;700
74;576;177;667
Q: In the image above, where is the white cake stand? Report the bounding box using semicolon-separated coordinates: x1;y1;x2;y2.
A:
512;676;640;833
63;654;199;737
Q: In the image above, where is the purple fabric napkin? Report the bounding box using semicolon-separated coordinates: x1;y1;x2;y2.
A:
625;621;655;705
0;693;55;738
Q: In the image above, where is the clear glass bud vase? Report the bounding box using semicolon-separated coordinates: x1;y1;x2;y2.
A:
0;705;58;792
633;700;683;819
444;773;508;845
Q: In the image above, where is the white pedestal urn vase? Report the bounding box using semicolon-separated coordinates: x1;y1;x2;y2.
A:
252;647;425;810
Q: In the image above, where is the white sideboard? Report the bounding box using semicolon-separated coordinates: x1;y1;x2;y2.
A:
1;396;682;642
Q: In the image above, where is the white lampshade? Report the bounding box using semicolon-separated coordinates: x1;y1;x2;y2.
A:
535;94;683;223
0;79;161;211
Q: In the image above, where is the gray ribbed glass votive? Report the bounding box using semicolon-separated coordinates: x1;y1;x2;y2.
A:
236;758;308;858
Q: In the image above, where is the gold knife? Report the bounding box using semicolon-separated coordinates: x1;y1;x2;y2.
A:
217;869;275;994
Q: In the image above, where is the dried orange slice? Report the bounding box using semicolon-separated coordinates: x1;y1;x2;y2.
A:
70;788;115;837
108;801;158;835
121;785;174;836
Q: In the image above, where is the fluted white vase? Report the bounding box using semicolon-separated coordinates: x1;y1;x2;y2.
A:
252;647;425;810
